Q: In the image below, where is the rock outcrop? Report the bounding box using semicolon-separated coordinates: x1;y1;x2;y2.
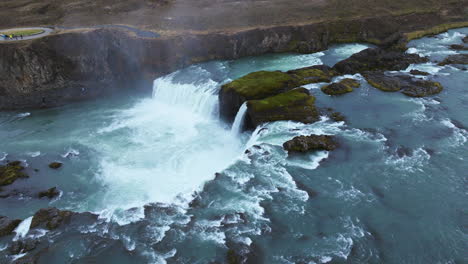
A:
449;44;468;51
409;70;430;76
283;135;338;153
0;215;21;237
0;161;28;186
287;65;338;85
438;54;468;66
38;187;60;199
321;78;360;95
246;88;319;128
219;71;301;122
364;72;443;97
48;162;62;169
333;48;428;74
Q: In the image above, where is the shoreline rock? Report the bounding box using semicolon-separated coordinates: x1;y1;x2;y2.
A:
321;78;360;96
438;54;468;66
364;72;443;97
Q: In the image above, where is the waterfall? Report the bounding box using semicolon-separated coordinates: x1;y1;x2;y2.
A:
152;71;219;118
231;103;248;135
13;216;33;241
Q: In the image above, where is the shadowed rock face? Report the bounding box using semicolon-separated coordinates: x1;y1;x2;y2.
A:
438;54;468;66
0;4;466;110
0;216;21;237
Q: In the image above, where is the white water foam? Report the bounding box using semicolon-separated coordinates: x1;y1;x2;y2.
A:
13;216;33;241
0;152;6;161
441;119;467;147
26;151;41;157
91;67;244;216
61;148;80;158
231;103;248;135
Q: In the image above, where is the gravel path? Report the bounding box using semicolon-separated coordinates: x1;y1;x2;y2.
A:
0;27;53;42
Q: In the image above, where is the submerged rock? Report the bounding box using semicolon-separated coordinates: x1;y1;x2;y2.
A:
321;78;360;95
287;65;338;85
283;135;338;153
438;54;468;66
364;72;443;97
330;112;346;122
38;187;60;199
449;44;468;51
8;239;38;255
0;215;22;237
246;88;319;128
219;71;301;122
333;48;428;74
0;161;28;186
48;162;62;169
409;69;430;76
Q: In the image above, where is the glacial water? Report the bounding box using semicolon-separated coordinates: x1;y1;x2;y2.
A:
0;29;467;264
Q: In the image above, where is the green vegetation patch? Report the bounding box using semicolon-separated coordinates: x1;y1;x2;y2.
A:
248;88;315;112
0;29;44;36
288;67;338;85
221;71;299;99
405;22;468;41
0;161;28;186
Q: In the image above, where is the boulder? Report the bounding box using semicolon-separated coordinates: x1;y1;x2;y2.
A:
31;208;73;230
38;187;60;199
330;112;346;122
449;44;468;51
409;69;430;76
321;78;360;95
48;162;62;169
364;72;443;97
8;239;38;255
438;54;468;66
463;36;468;44
287;65;338;85
246;88;319;128
0;161;28;186
219;71;301;122
333;48;428;74
283;135;338;153
0;216;22;237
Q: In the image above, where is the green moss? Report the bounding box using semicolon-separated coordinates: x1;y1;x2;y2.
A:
366;78;401;92
221;71;299;99
405;22;468;41
248;88;315;112
49;162;62;169
288;67;337;85
321;83;353;95
340;78;360;88
0;161;28;186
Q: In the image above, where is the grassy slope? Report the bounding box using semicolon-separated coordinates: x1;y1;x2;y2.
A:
0;0;466;33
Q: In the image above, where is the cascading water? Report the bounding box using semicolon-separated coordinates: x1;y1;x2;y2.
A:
231;102;248;135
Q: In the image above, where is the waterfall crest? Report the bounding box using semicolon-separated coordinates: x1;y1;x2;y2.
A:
231;103;248;135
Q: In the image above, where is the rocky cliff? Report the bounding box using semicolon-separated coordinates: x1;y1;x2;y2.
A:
0;8;467;109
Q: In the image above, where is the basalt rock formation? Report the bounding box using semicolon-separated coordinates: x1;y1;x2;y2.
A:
333;48;428;74
0;2;466;110
364;72;443;97
0;216;21;237
438;54;468;66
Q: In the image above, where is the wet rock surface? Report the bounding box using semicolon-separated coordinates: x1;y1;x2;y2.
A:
409;69;430;76
283;135;338;153
449;44;468;50
321;78;360;95
287;65;338;85
37;187;60;199
364;72;443;97
0;161;28;186
48;162;62;169
0;215;21;237
333;48;428;74
246;88;319;128
438;54;468;66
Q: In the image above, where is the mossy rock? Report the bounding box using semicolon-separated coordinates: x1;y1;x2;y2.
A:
283;135;338;153
401;80;443;97
340;78;360;88
221;71;299;99
330;112;346;122
49;162;62;169
38;187;60;199
0;161;28;186
287;65;338;85
219;71;301;122
321;83;353;95
365;72;443;97
409;70;430;76
246;88;319;127
31;208;73;230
